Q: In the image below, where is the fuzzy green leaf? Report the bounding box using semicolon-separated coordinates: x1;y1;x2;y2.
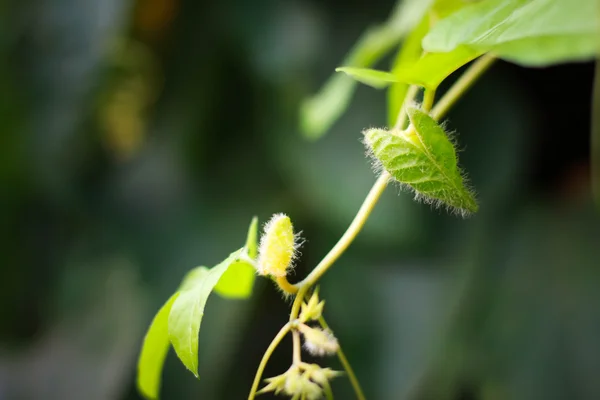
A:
364;107;477;216
300;0;435;139
214;218;258;298
423;0;600;66
335;67;400;89
137;293;179;400
394;46;482;89
168;249;243;377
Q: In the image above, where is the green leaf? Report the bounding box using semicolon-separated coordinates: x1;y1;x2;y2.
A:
423;0;600;66
213;218;258;299
245;216;259;259
363;107;477;216
137;292;180;400
387;16;429;127
168;249;244;377
335;67;399;89
395;46;482;89
213;259;255;299
300;0;436;140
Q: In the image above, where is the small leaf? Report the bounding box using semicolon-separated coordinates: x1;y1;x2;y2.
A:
423;0;600;66
214;217;259;298
300;74;357;140
137;292;180;400
335;67;400;89
394;46;482;89
364;107;477;216
245;216;259;259
168;249;244;377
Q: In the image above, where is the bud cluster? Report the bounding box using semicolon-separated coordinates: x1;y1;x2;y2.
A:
259;363;341;400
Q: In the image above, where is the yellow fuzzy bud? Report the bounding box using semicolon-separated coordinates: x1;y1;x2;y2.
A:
257;213;298;277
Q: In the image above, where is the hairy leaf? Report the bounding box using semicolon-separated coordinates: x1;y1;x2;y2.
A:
214;218;258;298
300;0;435;139
364;107;477;216
168;249;243;377
423;0;600;66
137;293;180;400
335;67;399;89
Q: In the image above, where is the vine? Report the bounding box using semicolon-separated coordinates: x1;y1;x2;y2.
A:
135;1;599;399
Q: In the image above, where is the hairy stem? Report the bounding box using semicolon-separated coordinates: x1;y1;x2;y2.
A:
319;316;366;400
248;322;293;400
431;54;495;120
276;275;299;295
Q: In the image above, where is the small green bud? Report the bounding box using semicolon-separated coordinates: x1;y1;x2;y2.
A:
299;290;325;322
257;213;300;277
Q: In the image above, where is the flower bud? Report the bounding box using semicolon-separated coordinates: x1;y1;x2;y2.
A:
257;213;299;277
300;326;339;356
299;290;325;322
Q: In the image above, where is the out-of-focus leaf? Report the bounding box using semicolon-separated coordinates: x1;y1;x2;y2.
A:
300;0;436;140
594;60;600;207
335;67;400;89
395;46;482;89
214;218;258;298
423;0;600;66
363;107;477;216
168;249;243;377
137;293;179;400
387;16;429;127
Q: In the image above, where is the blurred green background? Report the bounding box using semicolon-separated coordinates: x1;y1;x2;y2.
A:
1;0;599;399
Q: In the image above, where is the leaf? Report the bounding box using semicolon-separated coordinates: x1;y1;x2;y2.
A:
245;216;259;259
300;0;436;140
363;107;477;216
214;218;258;298
168;249;244;377
387;16;429;127
423;0;600;66
394;46;482;89
335;67;400;89
137;293;180;400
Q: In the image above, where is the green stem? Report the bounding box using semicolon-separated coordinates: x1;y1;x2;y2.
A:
272;49;494;400
292;330;302;364
323;380;335;400
276;275;299;295
431;54;495;120
319;316;366;400
248;322;293;400
394;85;420;130
296;171;390;289
422;88;436;112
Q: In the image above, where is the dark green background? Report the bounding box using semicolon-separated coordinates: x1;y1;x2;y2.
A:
1;0;598;399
